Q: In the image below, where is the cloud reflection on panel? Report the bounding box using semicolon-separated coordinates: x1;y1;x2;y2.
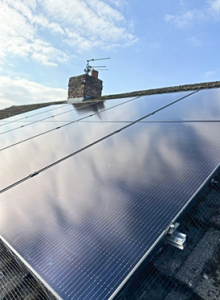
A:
1;120;220;298
1;123;220;237
0;121;121;189
0;92;190;189
146;88;220;122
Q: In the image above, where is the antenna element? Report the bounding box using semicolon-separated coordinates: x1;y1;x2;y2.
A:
84;57;111;74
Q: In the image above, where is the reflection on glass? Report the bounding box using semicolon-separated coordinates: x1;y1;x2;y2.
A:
1;89;220;299
1;120;220;299
0;122;122;190
146;88;220;121
74;91;192;123
0;105;72;133
72;101;105;119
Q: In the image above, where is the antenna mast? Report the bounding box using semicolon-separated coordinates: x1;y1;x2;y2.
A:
84;57;111;75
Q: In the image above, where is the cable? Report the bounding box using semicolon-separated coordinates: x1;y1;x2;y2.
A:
0;90;198;194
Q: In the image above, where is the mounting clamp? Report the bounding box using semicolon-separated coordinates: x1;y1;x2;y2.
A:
165;222;186;250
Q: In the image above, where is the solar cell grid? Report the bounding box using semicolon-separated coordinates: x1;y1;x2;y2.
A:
0;104;67;126
0;91;195;154
0;120;70;151
0;92;195;191
0;97;136;138
0;104;76;134
48;96;139;123
0;155;210;299
1;118;220;299
54;91;193;123
1;89;220;299
0;122;122;190
145;88;220;122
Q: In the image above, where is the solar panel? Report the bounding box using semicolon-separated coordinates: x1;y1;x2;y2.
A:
69;96;137;115
0;91;193;148
0;104;76;134
0;104;67;125
53;91;193;122
0;98;136;135
0;92;195;191
0;100;132;150
1;89;220;299
145;88;220;122
1;119;220;299
0;122;122;190
0;120;70;150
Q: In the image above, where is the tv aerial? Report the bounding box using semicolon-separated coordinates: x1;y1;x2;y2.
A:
84;57;111;75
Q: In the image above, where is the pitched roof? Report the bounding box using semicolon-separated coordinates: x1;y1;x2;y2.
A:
2;82;219;299
1;80;220;120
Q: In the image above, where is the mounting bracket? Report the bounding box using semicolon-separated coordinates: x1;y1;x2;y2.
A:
165;222;186;250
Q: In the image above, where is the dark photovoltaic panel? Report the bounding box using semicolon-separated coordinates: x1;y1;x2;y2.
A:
0;97;135;135
0;104;64;123
0;98;135;153
0;122;122;190
0;120;69;150
146;88;220;122
0;89;220;300
48;97;136;123
53;91;193;122
0;104;79;134
0;92;192;190
1;121;220;299
0;104;68;128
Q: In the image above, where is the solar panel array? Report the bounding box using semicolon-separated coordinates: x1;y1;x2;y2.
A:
1;88;220;299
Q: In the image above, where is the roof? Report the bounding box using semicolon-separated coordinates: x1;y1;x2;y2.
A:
1;81;220;300
1;80;220;120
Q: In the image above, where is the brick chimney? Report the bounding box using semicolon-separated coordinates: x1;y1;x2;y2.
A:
68;71;103;102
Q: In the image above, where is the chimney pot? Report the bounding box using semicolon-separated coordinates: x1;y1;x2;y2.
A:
91;69;98;78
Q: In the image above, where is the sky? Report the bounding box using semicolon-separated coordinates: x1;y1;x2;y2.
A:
0;0;220;109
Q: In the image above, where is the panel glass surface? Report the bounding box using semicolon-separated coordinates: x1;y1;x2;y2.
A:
0;98;135;134
0;104;73;134
69;96;136;114
145;88;220;122
0;120;70;151
0;122;122;190
60;92;191;122
0;104;67;125
1;121;220;300
51;97;137;122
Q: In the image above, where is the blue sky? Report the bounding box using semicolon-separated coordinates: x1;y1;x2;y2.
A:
0;0;220;109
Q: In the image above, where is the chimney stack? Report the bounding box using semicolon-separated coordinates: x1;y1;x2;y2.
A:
68;71;103;102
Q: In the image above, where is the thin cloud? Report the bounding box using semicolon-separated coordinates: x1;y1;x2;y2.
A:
209;0;220;13
187;36;203;46
165;10;205;27
149;42;161;49
165;1;220;27
106;0;127;8
0;75;67;109
205;70;218;77
179;0;188;5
